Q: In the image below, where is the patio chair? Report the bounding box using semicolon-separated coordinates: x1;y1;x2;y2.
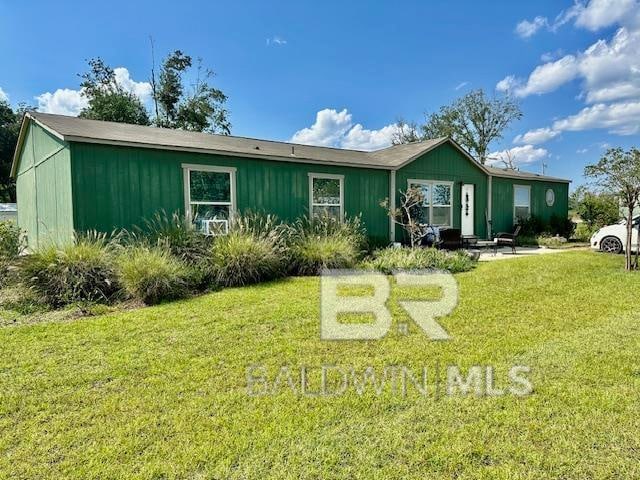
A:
437;228;462;250
494;225;522;254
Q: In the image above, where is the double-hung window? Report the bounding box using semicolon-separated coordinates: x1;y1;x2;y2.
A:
408;180;453;226
309;173;344;220
183;164;236;235
513;185;531;221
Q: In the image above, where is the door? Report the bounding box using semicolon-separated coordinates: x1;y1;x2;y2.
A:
461;184;474;236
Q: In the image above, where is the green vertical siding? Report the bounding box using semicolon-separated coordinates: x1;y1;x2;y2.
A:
15;123;73;249
70;143;391;245
396;142;489;239
490;177;570;235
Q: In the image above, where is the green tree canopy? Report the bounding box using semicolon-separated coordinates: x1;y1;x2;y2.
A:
78;58;150;125
585;147;640;270
0;101;34;202
419;89;522;164
570;186;620;229
153;51;231;134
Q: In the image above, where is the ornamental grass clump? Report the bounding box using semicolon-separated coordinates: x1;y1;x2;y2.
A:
362;246;476;274
20;231;120;307
209;213;288;287
116;245;189;305
287;215;367;275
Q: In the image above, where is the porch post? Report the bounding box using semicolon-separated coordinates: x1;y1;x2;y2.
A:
390;170;396;243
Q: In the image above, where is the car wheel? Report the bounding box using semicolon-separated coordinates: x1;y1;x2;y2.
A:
600;236;623;254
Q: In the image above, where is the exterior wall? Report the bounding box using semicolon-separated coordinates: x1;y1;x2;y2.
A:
396;142;489;240
490;177;570;235
15;123;73;249
69;143;391;245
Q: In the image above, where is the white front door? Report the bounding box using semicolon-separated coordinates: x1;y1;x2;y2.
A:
461;184;474;236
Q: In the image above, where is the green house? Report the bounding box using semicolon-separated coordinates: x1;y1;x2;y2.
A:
12;112;570;249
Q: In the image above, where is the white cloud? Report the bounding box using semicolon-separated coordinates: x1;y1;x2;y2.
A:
290;108;395;151
290;108;353;147
341;124;397;151
552;100;640;134
574;0;638;30
496;75;519;93
540;49;565;62
577;148;589;153
113;67;152;102
515;16;549;38
35;67;152;116
454;81;469;91
513;127;560;145
0;87;8;102
513;0;638;39
266;36;287;46
36;88;88;115
510;55;580;97
499;3;640;116
488;144;549;167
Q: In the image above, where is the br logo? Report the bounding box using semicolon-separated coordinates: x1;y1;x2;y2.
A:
320;270;458;341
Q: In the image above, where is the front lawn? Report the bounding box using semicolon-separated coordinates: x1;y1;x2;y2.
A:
1;250;639;479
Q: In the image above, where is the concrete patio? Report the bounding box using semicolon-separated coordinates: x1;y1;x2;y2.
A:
477;246;577;261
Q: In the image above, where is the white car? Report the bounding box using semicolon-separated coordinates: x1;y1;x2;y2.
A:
590;216;639;253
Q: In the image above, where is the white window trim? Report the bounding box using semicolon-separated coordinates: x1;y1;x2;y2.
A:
513;184;531;221
182;164;237;224
308;173;344;221
407;179;454;227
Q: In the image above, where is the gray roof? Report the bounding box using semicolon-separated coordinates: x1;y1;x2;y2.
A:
19;112;570;182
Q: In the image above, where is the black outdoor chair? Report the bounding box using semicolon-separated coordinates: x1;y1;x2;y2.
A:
494;225;522;254
438;228;462;250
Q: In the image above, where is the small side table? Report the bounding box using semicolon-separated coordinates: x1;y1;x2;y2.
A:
476;239;499;255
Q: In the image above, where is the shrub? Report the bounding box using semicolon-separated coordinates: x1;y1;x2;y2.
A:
0;221;23;259
209;231;286;287
134;210;211;264
361;247;476;274
20;232;120;307
116;246;189;305
517;214;575;238
0;221;25;287
549;214;575;239
536;235;568;248
573;222;595;242
287;215;367;275
516;215;547;236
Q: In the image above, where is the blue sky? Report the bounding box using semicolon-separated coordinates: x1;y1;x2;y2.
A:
1;0;639;187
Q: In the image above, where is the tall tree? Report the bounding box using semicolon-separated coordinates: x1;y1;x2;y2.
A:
79;58;150;125
391;118;420;145
570;186;620;229
0;101;33;202
421;89;522;164
585;147;640;271
152;51;231;134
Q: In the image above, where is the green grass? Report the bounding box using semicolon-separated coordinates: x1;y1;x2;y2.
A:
1;251;640;479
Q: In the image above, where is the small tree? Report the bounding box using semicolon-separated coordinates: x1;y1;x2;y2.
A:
570;186;620;229
391;118;420;145
381;187;428;248
152;51;231;134
79;58;150;125
421;89;522;164
585;147;640;271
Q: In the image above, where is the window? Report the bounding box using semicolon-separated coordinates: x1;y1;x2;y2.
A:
408;180;453;226
183;164;236;235
514;185;531;221
309;174;344;220
545;188;555;207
